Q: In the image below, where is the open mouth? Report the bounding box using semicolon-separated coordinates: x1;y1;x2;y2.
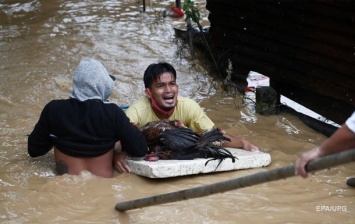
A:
163;95;175;104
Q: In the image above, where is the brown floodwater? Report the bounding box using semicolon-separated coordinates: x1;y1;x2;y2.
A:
1;0;354;223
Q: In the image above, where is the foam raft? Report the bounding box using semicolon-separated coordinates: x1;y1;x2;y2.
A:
126;148;271;178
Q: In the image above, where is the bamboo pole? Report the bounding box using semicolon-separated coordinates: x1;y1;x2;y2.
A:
116;148;355;212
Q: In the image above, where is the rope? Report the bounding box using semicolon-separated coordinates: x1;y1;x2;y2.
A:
190;7;227;90
115;148;355;211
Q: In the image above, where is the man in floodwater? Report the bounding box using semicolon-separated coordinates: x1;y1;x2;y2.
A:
28;58;147;178
114;62;259;172
295;111;355;186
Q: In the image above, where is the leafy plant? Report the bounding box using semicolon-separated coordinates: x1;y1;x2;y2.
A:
182;0;201;23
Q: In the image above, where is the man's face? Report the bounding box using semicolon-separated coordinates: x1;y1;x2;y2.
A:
148;72;178;109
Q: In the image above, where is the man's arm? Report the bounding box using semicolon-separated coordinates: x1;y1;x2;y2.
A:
295;124;355;178
186;98;259;152
113;109;148;173
113;141;134;173
222;132;259;152
28;105;53;157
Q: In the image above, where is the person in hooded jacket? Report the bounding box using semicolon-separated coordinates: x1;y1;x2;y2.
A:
28;58;148;178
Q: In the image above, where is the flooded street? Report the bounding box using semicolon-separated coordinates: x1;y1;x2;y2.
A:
1;0;354;223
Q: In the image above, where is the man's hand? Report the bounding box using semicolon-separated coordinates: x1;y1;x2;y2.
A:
295;147;321;178
113;151;131;173
221;132;259;152
241;139;259;152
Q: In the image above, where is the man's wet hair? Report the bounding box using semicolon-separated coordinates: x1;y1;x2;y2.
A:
143;62;177;88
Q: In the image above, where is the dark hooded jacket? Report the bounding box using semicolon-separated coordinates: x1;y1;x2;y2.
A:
28;58;147;157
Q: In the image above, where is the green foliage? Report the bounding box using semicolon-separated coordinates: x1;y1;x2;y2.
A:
182;0;201;24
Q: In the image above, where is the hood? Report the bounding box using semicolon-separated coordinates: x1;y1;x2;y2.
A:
69;58;114;102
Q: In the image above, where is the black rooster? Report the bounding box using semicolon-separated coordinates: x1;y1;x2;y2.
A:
140;120;237;166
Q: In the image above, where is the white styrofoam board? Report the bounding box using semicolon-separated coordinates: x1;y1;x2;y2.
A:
126;148;271;178
280;95;340;127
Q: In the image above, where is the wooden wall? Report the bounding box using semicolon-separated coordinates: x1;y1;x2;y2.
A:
204;0;355;124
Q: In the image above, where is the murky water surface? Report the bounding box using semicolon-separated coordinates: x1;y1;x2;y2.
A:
1;1;354;223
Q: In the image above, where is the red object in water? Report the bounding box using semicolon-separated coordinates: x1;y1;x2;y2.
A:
245;86;255;92
171;6;184;17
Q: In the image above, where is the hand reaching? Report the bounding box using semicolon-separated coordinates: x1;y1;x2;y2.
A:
295;147;321;178
113;151;131;173
242;140;259;152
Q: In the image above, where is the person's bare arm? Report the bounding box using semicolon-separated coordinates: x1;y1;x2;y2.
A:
222;133;259;152
113;141;132;173
295;124;355;178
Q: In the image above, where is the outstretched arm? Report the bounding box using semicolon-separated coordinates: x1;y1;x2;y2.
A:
295;124;355;178
222;133;259;152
